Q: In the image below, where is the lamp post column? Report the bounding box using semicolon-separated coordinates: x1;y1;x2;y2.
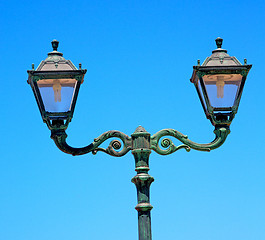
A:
131;126;154;240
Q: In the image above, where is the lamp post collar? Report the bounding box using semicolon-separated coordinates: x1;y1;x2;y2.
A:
134;126;147;133
132;126;150;138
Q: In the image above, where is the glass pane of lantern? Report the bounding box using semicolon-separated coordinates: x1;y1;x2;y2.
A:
37;78;77;112
197;78;207;110
202;74;242;108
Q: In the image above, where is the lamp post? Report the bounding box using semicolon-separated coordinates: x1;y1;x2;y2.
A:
27;38;252;240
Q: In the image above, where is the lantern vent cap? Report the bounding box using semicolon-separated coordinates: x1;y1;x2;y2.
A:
35;39;78;71
47;39;63;57
211;37;228;54
202;37;242;67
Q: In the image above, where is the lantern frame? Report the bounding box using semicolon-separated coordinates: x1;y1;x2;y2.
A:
190;38;252;126
27;40;87;130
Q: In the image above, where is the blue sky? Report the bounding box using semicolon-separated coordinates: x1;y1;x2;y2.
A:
1;1;265;240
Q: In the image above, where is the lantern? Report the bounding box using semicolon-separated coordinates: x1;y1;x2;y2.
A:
27;40;87;130
190;38;252;126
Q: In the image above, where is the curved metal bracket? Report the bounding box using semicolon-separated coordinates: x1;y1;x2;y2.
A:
50;126;229;157
150;127;230;155
50;129;132;157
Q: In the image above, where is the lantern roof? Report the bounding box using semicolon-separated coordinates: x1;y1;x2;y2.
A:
36;40;78;71
201;37;242;67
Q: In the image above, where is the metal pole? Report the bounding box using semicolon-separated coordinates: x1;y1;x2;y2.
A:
131;126;154;240
50;125;230;240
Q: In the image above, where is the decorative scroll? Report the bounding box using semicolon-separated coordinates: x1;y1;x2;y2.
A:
51;129;132;157
51;126;229;157
150;127;230;155
92;131;132;157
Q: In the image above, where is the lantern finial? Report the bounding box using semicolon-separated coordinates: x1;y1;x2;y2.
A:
215;37;223;49
51;39;59;51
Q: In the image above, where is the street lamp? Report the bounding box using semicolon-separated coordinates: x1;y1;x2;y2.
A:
27;38;251;240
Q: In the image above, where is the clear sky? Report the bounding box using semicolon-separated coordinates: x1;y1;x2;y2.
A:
1;1;265;240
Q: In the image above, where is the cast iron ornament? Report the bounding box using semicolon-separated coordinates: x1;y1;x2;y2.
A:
27;38;251;240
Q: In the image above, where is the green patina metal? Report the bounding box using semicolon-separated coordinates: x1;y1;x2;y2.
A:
50;128;132;157
151;126;230;154
27;38;251;240
49;124;229;240
131;126;153;240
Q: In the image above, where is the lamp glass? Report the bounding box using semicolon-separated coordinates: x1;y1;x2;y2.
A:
197;78;207;110
37;78;77;112
202;74;242;108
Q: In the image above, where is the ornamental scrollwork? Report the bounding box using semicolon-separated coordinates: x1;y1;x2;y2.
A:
150;129;191;155
51;129;132;157
92;130;132;157
150;127;230;155
51;126;229;157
